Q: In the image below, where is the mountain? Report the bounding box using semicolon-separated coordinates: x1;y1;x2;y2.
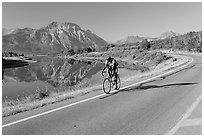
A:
115;36;145;45
115;31;181;45
2;22;107;54
157;31;181;40
2;28;16;35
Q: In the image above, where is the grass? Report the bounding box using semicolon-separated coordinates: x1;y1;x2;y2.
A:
2;79;102;117
3;74;109;117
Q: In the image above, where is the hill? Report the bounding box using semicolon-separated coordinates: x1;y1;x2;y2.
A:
113;31;201;53
150;31;202;52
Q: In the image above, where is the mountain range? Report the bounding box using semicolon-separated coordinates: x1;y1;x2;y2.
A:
115;31;181;45
2;22;107;54
2;21;199;54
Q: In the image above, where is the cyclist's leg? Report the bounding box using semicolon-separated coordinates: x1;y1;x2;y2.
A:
108;69;112;79
113;67;118;89
114;66;118;78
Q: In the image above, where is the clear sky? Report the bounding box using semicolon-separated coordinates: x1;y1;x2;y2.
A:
2;2;202;42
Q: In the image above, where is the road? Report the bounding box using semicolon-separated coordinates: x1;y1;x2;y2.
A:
2;54;202;135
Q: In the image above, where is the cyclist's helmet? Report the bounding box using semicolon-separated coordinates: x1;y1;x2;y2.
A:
107;56;112;61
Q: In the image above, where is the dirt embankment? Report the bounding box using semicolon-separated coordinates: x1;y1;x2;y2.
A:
72;49;181;74
73;50;190;86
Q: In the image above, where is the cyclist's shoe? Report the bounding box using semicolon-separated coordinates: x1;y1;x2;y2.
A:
115;86;118;90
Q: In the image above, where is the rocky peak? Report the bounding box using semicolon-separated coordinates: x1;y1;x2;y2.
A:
159;31;180;39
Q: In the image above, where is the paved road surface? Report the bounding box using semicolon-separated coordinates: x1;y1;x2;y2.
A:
2;54;202;135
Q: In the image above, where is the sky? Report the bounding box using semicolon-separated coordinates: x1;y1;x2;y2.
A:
2;2;202;42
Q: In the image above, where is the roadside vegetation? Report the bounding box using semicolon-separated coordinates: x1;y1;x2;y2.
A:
3;78;97;117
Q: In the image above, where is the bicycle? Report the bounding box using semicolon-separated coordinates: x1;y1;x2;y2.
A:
102;70;121;94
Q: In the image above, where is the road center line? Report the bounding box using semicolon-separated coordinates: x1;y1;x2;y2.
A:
2;57;193;128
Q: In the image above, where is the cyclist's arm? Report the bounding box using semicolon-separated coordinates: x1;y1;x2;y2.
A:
102;60;108;73
102;66;107;72
116;67;118;73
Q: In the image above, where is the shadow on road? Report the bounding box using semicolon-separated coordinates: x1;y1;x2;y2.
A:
99;82;197;99
131;64;196;87
121;82;198;91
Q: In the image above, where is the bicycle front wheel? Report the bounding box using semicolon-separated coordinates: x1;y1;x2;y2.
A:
103;78;111;94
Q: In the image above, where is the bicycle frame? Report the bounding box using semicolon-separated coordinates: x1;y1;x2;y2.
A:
104;70;116;83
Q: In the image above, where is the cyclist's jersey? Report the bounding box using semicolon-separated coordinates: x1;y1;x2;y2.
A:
105;58;118;70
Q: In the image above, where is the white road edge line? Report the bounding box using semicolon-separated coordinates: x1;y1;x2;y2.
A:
166;94;202;135
2;57;194;128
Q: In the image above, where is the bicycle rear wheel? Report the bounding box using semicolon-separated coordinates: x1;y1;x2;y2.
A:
103;78;111;94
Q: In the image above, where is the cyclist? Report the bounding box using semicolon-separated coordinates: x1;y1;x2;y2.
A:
102;56;119;89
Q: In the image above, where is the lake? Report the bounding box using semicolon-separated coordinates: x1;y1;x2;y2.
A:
2;56;104;101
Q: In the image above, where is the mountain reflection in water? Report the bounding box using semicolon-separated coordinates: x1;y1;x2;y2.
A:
2;57;104;100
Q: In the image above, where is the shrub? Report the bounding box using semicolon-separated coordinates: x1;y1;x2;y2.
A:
35;87;50;100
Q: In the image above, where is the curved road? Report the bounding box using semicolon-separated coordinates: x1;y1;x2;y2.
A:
2;54;202;135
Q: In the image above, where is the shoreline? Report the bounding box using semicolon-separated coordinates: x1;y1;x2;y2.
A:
2;53;191;118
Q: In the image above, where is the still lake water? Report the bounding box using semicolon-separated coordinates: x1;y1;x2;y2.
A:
2;57;104;101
